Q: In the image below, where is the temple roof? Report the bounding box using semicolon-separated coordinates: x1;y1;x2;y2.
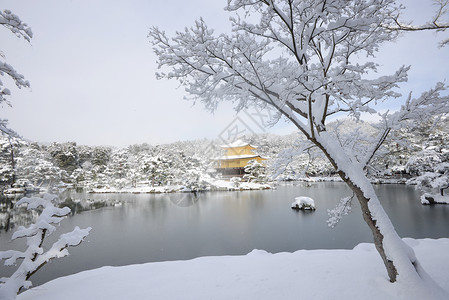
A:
219;139;257;149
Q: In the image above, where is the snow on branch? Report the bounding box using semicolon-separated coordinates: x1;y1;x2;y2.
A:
150;0;420;142
0;10;33;42
0;119;21;138
354;83;449;168
327;194;354;228
0;9;32;107
0;61;30;106
385;0;449;46
388;83;449;129
0;194;91;300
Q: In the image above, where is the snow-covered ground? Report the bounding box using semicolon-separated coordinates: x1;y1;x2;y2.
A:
18;238;449;300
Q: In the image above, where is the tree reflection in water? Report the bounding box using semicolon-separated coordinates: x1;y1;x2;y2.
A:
0;192;121;232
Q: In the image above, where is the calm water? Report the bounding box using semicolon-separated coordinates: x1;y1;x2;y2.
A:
1;182;448;286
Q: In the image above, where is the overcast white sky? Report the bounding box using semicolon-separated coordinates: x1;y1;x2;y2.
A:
1;0;448;147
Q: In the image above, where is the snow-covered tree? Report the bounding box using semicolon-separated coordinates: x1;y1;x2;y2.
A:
150;0;449;286
0;194;90;299
140;155;173;186
406;148;449;203
243;159;268;183
16;144;66;188
0;9;34;192
0;135;25;188
91;147;111;171
46;142;82;174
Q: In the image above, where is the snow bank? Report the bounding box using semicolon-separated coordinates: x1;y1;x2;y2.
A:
291;196;316;210
17;239;449;300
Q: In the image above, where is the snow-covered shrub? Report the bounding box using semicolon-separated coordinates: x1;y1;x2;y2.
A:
0;194;91;299
230;177;241;188
182;169;210;192
406;149;443;176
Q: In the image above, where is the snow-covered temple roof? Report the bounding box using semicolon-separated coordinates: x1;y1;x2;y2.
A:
220;139;257;149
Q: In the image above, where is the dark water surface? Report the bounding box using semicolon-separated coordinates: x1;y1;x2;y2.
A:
1;182;448;286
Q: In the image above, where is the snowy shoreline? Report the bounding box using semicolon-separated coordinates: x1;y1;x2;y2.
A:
87;176;407;194
17;238;449;300
0;177;414;196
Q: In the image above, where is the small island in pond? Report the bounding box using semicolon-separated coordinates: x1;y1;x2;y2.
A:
291;196;316;210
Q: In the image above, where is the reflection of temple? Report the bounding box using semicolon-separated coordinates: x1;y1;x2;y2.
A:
214;140;266;177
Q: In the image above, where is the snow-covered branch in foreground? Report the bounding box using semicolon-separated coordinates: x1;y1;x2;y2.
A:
0;194;91;300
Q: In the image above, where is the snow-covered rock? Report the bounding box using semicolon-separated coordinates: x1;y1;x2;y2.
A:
291;196;316;210
421;193;449;205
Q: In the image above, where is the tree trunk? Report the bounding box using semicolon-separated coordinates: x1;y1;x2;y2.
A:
9;137;16;188
440;185;448;196
312;135;410;283
342;175;398;282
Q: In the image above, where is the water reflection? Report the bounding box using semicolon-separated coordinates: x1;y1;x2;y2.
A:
0;193;123;232
168;192;202;208
0;195;36;232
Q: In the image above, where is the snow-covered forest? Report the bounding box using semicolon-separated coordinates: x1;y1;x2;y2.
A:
1;116;447;195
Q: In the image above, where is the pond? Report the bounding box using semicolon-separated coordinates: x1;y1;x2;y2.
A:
1;182;448;287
